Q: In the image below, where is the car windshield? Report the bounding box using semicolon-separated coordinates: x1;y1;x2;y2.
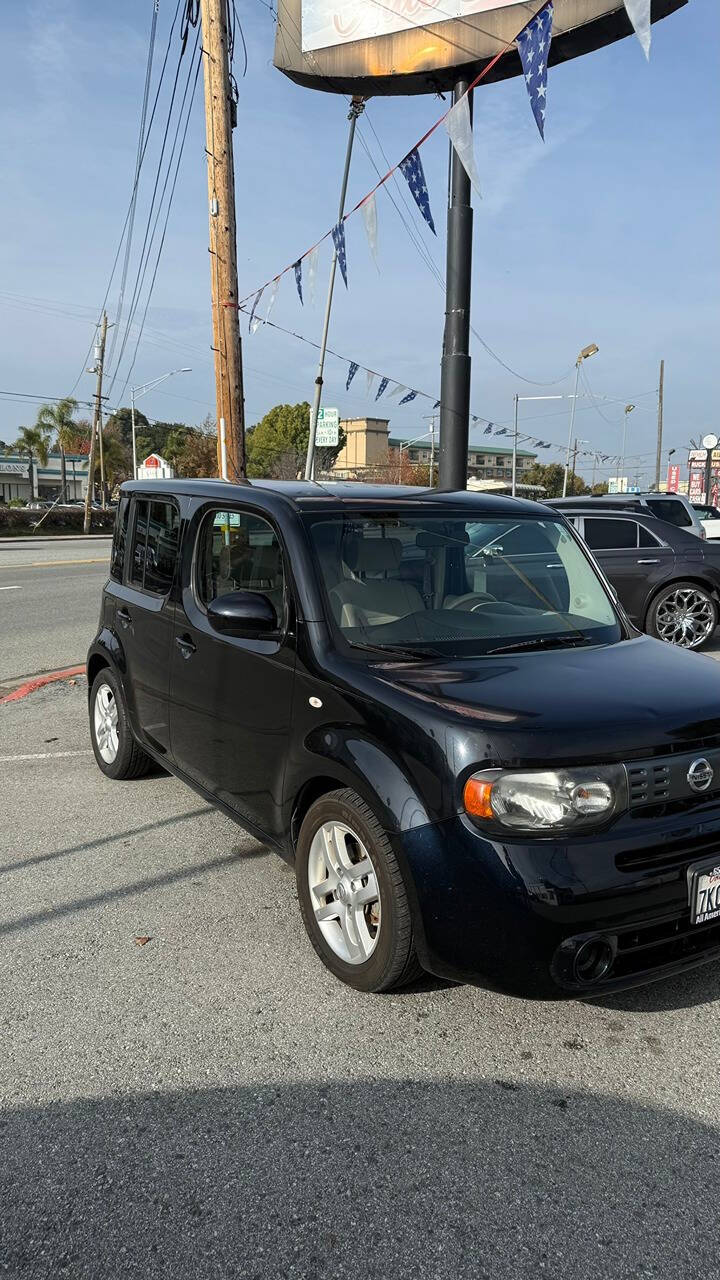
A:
307;510;623;658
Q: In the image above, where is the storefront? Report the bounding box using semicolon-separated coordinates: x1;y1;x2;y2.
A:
0;452;89;503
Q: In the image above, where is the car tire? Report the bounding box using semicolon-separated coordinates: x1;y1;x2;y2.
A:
295;788;422;993
646;581;718;651
89;668;154;780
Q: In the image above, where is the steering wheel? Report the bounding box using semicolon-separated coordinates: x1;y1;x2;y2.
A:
446;592;498;612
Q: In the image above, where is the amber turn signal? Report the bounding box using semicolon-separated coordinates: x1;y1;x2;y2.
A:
463;777;494;820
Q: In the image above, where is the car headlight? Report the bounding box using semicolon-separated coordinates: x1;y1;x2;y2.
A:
463;765;627;832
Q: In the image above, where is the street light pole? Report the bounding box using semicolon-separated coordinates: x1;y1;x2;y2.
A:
130;369;192;479
512;395;562;497
563;343;599;497
620;403;635;493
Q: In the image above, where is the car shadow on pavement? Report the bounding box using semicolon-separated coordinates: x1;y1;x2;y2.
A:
586;960;720;1014
1;1078;716;1279
0;809;214;879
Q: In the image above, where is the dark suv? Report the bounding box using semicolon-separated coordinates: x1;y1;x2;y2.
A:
88;480;720;998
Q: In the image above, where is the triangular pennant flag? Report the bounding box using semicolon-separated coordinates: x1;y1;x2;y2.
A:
249;287;263;333
331;221;348;287
444;94;482;198
366;370;376;396
496;428;509;436
306;245;319;305
389;384;406;401
361;192;379;269
623;0;651;58
398;148;436;235
484;425;493;435
375;376;389;400
263;277;280;325
516;2;553;140
293;260;303;305
399;390;417;406
471;416;479;424
346;361;359;391
433;400;440;409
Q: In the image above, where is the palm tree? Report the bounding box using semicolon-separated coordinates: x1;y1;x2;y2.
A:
35;397;78;498
13;425;52;499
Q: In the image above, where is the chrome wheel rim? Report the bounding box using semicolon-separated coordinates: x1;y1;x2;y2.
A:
93;682;119;763
655;587;716;649
307;821;381;965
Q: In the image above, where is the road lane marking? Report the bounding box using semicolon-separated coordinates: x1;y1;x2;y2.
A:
0;585;21;591
0;750;93;762
0;558;109;569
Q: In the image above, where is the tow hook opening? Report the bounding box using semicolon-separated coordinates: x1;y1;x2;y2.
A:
553;933;617;988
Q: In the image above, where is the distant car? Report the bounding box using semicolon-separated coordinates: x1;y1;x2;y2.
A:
692;503;720;540
556;504;720;648
550;493;705;540
25;499;53;510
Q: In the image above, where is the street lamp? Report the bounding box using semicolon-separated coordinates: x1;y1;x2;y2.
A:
562;343;599;497
130;369;191;479
511;394;563;496
397;430;434;484
619;403;635;492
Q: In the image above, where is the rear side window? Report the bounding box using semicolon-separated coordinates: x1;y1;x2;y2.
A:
646;498;692;528
196;509;285;612
110;495;129;582
638;524;662;547
583;518;638;550
129;497;180;595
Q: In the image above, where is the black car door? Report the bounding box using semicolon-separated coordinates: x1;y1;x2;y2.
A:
109;493;180;753
579;516;674;623
168;502;296;840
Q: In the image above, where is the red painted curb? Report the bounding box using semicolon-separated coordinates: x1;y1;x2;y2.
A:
0;665;86;705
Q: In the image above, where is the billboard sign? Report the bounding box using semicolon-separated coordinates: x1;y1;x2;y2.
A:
666;464;680;493
608;477;628;494
302;0;516;53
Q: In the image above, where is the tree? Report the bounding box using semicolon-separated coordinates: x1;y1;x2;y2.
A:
246;402;346;479
90;431;130;491
523;462;588;498
35;397;79;497
14;424;52;494
135;420;187;463
105;406;149;452
172;427;219;478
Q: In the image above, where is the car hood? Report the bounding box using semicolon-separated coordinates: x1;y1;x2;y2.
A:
375;635;720;765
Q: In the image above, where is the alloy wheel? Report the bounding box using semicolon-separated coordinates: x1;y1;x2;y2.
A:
307;821;381;965
655;587;716;649
93;682;119;763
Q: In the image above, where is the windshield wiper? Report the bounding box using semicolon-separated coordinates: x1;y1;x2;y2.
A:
351;641;445;662
486;634;591;656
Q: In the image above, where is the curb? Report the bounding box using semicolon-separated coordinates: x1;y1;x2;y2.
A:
0;665;86;705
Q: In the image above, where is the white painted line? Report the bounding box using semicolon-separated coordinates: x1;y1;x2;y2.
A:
0;750;93;763
0;585;21;591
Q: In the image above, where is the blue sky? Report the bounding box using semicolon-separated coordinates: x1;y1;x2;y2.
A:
0;0;717;485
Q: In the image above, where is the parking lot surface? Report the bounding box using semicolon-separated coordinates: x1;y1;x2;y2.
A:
2;680;720;1278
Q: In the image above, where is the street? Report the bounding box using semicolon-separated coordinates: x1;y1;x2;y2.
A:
2;677;720;1278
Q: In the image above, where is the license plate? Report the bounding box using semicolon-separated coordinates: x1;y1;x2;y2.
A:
689;861;720;925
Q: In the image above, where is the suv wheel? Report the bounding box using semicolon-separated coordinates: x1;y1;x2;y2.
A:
89;668;153;780
647;581;718;650
295;788;421;993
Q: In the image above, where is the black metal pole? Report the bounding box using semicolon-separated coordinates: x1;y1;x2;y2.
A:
438;79;473;492
705;448;713;505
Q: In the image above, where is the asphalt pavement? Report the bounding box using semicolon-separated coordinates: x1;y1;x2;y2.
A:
2;679;720;1278
0;536;110;682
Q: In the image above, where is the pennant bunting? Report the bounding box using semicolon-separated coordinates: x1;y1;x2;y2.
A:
366;370;376;396
249;287;263;333
375;376;390;400
444;94;482;198
346;361;359;391
399;390;417;405
361;192;379;268
306;245;319;305
389;384;406;401
331;221;348;287
623;0;651;58
471;416;479;423
433;400;440;409
484;425;493;435
516;2;553;140
263;277;280;326
496;428;509;436
293;260;303;305
399;148;436;235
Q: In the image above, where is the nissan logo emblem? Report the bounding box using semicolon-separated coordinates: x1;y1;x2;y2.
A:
687;758;714;793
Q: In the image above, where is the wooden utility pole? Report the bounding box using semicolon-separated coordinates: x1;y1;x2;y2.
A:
570;437;579;491
199;0;247;482
654;358;665;490
83;311;108;535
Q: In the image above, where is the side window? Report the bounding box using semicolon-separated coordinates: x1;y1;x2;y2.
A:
583;518;638;551
197;509;285;613
638;524;662;547
110;495;130;582
129;497;179;594
646;498;692;528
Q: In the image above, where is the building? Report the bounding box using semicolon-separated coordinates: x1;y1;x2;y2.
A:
329;417;537;481
388;437;537;481
332;417;391;475
0;451;89;503
137;452;175;480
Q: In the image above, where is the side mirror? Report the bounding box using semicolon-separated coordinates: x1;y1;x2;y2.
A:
207;589;278;637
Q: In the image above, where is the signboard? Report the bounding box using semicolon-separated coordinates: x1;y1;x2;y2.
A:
137;453;174;480
0;461;27;474
666;464;680;493
608;477;628;495
143;455;160;468
315;407;339;448
302;0;515;53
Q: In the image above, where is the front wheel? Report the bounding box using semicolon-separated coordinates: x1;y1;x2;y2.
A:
295;788;421;993
646;581;718;650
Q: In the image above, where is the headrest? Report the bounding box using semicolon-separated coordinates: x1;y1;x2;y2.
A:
250;544;280;579
343;537;402;574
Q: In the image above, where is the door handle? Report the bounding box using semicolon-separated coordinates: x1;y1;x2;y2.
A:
638;558;660;565
117;607;131;627
175;633;196;659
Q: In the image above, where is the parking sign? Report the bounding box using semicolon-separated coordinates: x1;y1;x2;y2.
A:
315;407;339;447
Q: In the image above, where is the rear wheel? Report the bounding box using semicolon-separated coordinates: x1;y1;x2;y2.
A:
646;581;718;650
295;788;421;993
89;668;153;780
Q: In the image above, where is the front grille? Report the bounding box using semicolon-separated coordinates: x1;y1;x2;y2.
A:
616;830;720;875
627;762;671;806
612;910;720;982
626;746;720;813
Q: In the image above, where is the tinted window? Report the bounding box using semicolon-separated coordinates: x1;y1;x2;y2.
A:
129;497;179;594
638;524;662;547
197;509;285;614
583;518;638;550
110;495;129;582
646;498;692;528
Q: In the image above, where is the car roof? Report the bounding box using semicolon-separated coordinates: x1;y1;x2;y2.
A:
549;493;689;506
121;477;554;518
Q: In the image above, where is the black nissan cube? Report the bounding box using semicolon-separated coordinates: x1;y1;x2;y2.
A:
88;480;720;997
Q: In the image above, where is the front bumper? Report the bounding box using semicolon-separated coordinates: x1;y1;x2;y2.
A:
394;803;720;998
